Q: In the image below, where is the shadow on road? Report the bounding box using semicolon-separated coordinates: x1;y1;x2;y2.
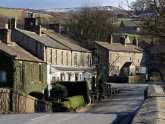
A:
111;112;135;124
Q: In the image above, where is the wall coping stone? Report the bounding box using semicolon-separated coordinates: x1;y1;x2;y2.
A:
132;85;165;124
147;85;165;98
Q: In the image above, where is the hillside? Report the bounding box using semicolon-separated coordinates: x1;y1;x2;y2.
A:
41;6;128;16
0;7;55;21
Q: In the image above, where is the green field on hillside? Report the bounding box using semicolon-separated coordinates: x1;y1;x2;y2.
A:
118;18;132;22
0;7;53;19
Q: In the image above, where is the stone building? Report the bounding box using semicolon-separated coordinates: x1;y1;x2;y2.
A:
95;37;147;81
0;28;47;94
120;21;140;34
10;18;96;91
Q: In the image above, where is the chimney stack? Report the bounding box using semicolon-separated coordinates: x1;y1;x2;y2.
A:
0;29;12;45
107;34;113;44
49;24;61;33
124;35;127;46
8;18;17;30
36;25;41;36
24;18;37;30
120;35;127;46
133;37;138;46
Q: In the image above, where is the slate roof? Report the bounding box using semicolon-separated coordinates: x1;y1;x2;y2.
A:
0;42;43;62
42;29;91;52
95;41;143;53
17;29;70;50
121;21;138;28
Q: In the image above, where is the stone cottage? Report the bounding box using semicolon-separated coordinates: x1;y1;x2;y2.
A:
95;36;147;83
10;17;96;91
0;28;47;94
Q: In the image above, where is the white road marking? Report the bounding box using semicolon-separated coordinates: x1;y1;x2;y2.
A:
31;114;50;121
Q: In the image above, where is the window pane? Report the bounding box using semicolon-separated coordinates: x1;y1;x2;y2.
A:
0;71;7;82
39;64;42;82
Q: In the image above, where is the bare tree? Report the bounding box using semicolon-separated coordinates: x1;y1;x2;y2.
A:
121;0;165;78
15;10;27;29
121;0;165;41
108;53;120;76
65;5;119;47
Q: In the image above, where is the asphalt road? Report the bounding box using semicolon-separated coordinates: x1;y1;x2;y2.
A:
87;83;148;124
0;83;147;124
0;113;116;124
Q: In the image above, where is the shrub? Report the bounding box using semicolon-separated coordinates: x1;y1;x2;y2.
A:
50;84;67;101
58;81;90;103
29;91;44;99
51;101;63;112
97;77;105;92
62;95;85;110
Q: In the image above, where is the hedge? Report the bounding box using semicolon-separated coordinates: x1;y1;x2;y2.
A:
63;95;85;110
57;81;90;103
50;84;67;101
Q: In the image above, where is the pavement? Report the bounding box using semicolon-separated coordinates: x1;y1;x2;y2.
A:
0;83;148;124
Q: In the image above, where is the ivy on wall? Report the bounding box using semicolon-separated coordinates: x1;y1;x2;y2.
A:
13;61;47;94
0;53;47;94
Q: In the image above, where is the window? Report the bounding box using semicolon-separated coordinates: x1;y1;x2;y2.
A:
49;49;53;64
68;73;71;81
66;52;69;66
129;53;133;62
116;66;119;74
116;53;120;62
55;50;57;65
20;62;24;83
60;74;65;81
39;64;42;82
52;76;58;82
31;63;34;83
75;74;79;81
61;51;63;65
0;71;7;82
138;59;140;64
87;54;91;67
74;53;78;66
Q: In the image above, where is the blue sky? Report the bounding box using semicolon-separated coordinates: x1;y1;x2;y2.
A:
0;0;136;9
